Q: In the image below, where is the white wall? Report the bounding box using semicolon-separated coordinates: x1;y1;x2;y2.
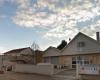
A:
79;64;100;75
13;63;54;75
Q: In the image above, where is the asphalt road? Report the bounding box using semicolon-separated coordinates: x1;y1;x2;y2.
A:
0;72;52;80
0;70;76;80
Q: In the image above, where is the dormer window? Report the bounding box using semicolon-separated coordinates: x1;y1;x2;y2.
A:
77;42;85;47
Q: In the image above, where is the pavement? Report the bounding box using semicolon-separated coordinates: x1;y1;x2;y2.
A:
0;71;52;80
0;69;77;80
56;69;76;76
52;69;77;80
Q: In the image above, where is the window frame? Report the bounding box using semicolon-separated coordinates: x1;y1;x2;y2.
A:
77;41;85;48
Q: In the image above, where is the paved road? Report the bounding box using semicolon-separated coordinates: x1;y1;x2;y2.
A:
52;69;76;80
56;69;76;76
0;70;77;80
0;72;52;80
52;75;75;80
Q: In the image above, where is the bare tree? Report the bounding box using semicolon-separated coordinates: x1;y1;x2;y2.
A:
30;42;40;64
57;40;67;50
31;42;40;51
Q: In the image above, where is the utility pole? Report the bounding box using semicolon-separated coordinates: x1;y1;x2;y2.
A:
76;58;79;79
76;43;80;79
0;54;4;73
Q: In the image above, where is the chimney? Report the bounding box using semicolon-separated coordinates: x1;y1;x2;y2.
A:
96;32;100;42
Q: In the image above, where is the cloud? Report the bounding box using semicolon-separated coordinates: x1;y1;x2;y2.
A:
0;47;7;54
1;0;100;40
13;11;57;28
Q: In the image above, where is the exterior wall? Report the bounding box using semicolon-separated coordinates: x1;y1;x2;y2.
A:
71;54;100;65
43;47;60;65
13;64;54;75
44;54;100;68
5;53;20;56
43;53;100;68
59;54;100;69
50;56;59;65
91;54;100;64
76;54;100;65
59;56;72;67
3;55;17;61
62;34;100;55
43;57;51;63
43;56;60;66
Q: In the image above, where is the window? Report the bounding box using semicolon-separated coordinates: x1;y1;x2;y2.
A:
84;61;89;64
72;57;77;68
77;42;85;47
72;65;76;68
72;57;76;61
72;56;90;68
77;56;82;60
72;61;76;64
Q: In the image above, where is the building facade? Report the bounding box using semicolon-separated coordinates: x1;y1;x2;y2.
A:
43;32;100;69
43;47;61;66
4;47;43;64
61;32;100;68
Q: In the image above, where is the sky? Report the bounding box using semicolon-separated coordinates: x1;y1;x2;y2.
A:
0;0;100;53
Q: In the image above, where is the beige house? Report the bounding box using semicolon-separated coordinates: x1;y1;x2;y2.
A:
43;32;100;69
61;32;100;68
43;46;61;66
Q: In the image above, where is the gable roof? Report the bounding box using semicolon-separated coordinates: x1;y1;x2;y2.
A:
61;32;100;55
4;47;31;55
43;46;60;57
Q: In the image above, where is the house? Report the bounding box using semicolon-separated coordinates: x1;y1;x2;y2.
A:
43;46;61;67
43;32;100;69
4;47;29;56
4;47;43;64
60;32;100;69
